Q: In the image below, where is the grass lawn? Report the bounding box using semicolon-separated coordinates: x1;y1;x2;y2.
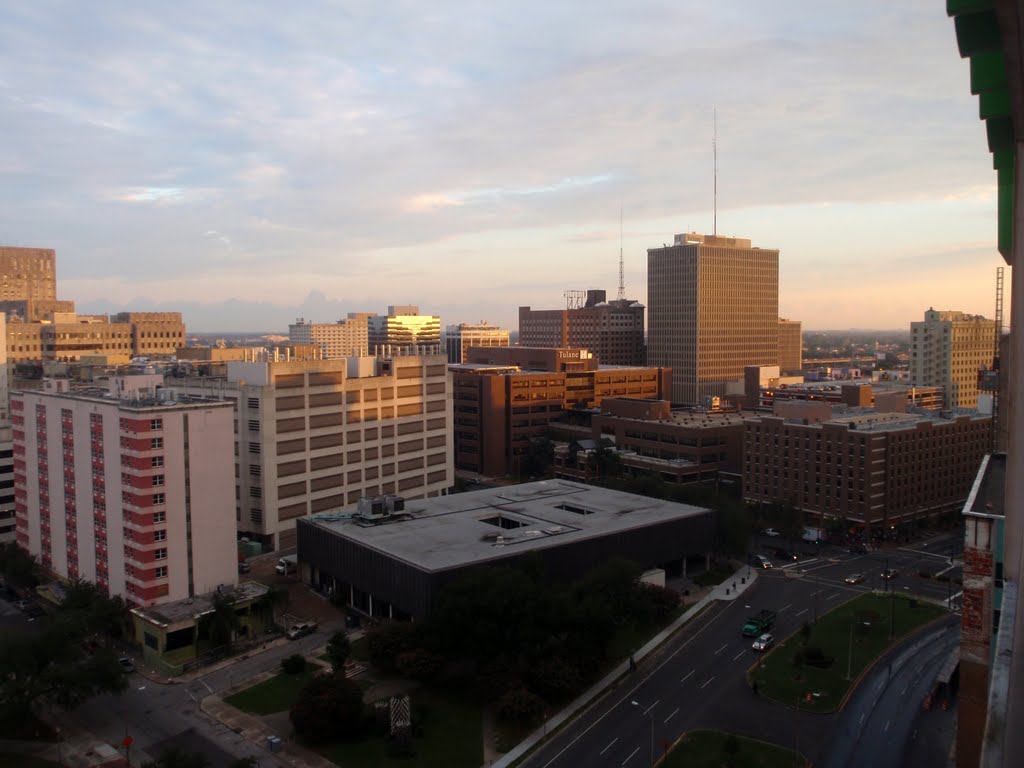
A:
663;730;806;768
607;603;688;661
309;688;482;768
0;754;62;768
750;593;946;712
224;667;319;715
693;565;733;587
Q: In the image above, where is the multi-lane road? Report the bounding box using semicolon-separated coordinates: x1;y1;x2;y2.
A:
523;532;963;768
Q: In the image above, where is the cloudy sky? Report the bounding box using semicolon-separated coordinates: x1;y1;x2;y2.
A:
0;1;1004;332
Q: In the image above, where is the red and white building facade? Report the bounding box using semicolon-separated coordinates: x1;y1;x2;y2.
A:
13;376;237;606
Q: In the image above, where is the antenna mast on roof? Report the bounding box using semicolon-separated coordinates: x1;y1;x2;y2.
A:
617;205;625;301
713;108;718;237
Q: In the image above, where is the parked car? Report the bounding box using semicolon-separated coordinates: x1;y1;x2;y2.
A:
287;622;318;640
848;544;869;555
881;568;899;580
763;528;781;537
237;561;251;574
752;633;775;652
845;573;866;584
118;657;135;673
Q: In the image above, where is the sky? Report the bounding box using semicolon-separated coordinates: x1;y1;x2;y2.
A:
0;1;1007;332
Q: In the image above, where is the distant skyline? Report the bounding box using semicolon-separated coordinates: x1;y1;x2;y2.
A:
0;2;1005;332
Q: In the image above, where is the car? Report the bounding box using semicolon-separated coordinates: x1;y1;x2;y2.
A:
845;573;866;584
773;548;798;561
881;568;899;580
848;544;869;555
753;554;773;569
118;657;135;674
752;633;775;652
763;528;781;537
237;561;251;574
287;622;318;640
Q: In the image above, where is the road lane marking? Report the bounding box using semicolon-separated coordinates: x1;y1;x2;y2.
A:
715;643;728;655
537;600;729;768
885;720;892;732
901;685;908;695
199;679;213;694
860;713;865;725
796;609;808;617
827;592;840;601
622;746;639;765
643;700;659;715
701;676;715;689
681;670;694;684
664;707;679;723
733;650;747;661
601;738;618;755
779;604;792;613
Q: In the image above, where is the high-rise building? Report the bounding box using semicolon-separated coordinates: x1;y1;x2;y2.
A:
12;376;237;606
0;313;12;544
518;289;645;366
778;318;803;373
0;246;57;303
445;322;510;364
910;308;996;409
177;351;453;550
647;233;779;405
368;306;441;353
289;315;371;359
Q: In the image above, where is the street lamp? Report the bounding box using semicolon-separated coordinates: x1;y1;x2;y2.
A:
846;620;869;681
630;700;654;768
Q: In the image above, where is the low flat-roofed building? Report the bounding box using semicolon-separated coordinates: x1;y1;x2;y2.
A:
297;480;714;619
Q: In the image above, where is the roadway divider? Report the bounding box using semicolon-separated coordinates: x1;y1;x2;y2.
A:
488;564;759;768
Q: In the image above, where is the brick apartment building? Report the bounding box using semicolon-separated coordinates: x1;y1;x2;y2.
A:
451;347;670;477
518;289;645;366
743;400;992;534
12;376;237;607
178;350;453;550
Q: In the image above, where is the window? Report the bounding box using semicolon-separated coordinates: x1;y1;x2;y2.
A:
150;418;162;430
154;548;167;560
151;437;163;449
152;493;165;505
152;475;165;487
155;566;167;578
247;420;260;432
151;456;164;468
153;511;166;523
154;530;166;542
249;465;261;476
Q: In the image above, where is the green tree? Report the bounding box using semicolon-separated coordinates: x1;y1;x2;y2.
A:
0;618;127;723
289;672;365;743
199;591;241;654
520;435;555;478
325;630;352;672
0;542;40;591
366;621;421;673
588;445;624;478
61;580;130;639
141;746;209;768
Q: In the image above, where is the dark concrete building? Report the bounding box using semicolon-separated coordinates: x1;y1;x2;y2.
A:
296;480;715;619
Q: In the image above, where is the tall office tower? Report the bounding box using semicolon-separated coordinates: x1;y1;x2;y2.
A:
518;289;646;366
111;312;187;357
289;315;371;359
368;306;441;353
177;351;453;550
778;318;803;373
910;309;996;410
13;376;237;606
445;322;510;364
0;314;12;544
0;246;57;302
647;233;779;405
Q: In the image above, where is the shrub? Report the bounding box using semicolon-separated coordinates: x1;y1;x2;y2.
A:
366;622;420;673
528;657;584;703
281;654;307;674
495;687;545;723
290;672;365;743
395;648;444;682
325;631;351;672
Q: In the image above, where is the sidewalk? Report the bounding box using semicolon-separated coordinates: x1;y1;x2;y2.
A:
0;722;127;768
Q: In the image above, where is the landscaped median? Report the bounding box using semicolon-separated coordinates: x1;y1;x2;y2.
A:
662;730;806;768
748;593;947;712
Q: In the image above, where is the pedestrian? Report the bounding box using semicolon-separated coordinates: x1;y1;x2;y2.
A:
629;655;637;672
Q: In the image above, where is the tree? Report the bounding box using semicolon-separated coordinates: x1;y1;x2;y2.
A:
588;445;624;478
142;747;209;768
199;590;241;654
60;580;130;639
716;500;753;556
495;687;545;723
0;617;127;723
289;672;365;743
0;542;40;591
366;621;421;673
395;649;444;682
520;434;555;478
325;630;352;672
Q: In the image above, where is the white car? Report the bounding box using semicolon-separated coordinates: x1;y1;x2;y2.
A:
752;633;774;652
763;528;780;537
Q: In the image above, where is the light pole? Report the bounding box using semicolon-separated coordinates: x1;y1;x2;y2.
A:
631;700;654;768
846;620;868;681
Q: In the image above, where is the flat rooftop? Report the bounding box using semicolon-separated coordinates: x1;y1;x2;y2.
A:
308;480;711;573
131;581;268;626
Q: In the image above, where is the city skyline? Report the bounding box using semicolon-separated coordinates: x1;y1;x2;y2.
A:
0;2;1005;332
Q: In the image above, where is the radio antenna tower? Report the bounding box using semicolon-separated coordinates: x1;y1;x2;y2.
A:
713;108;718;237
617;205;625;301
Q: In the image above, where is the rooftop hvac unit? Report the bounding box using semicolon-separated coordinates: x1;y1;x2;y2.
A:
386;495;405;513
357;496;390;520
